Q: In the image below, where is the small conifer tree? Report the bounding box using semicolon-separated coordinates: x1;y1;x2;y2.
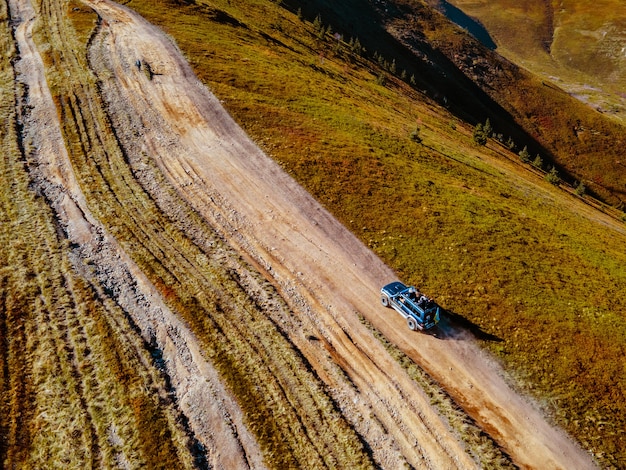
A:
483;118;492;138
313;14;322;32
473;123;487;145
519;145;531;163
545;167;561;185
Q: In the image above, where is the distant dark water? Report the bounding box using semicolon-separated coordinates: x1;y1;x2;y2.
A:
439;0;497;50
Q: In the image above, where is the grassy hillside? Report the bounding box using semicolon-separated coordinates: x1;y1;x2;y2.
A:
443;0;626;119
122;0;626;465
380;0;626;210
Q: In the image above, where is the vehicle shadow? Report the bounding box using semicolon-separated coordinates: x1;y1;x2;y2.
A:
433;309;503;342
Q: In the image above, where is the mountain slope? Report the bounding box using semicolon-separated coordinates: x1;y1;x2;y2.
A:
1;0;625;467
443;0;626;120
400;0;626;208
122;0;625;465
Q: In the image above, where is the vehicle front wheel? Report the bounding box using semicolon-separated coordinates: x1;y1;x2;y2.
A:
407;317;417;331
381;295;390;307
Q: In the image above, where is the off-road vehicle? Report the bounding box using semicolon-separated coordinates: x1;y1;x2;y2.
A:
380;281;440;331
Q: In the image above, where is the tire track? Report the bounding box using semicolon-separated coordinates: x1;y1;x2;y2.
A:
8;0;262;466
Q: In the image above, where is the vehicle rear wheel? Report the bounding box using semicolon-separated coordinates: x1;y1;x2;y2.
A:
381;295;390;307
407;317;417;331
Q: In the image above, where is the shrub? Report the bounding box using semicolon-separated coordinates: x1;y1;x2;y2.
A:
142;61;154;80
473;123;487;145
506;137;516;150
410;126;422;143
518;145;531;163
545;167;561;185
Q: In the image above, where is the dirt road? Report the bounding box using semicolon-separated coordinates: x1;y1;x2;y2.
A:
79;1;599;468
79;0;600;468
85;1;477;467
14;0;597;465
